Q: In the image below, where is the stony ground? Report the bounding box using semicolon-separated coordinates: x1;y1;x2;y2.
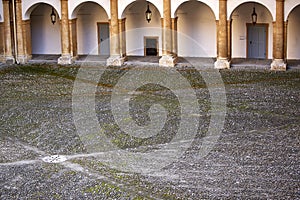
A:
0;63;299;199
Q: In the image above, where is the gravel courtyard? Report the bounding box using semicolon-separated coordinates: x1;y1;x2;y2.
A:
0;63;299;199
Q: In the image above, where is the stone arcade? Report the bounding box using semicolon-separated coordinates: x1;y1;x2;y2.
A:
0;0;299;70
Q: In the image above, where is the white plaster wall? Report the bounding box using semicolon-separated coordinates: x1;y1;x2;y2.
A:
172;0;218;19
23;0;61;20
30;4;61;54
287;5;300;59
120;0;163;19
76;2;109;55
231;3;273;59
285;0;300;20
70;0;110;19
123;1;162;56
176;1;216;57
228;0;275;21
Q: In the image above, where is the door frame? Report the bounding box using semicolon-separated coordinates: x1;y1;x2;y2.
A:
246;23;269;59
144;36;159;56
97;22;110;55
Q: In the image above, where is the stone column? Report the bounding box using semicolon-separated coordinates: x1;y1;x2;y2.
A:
69;18;78;58
271;0;286;70
284;20;288;62
0;22;4;62
227;19;232;60
3;0;14;63
58;0;73;64
119;18;127;58
171;17;178;57
214;0;230;69
15;0;27;63
22;20;32;60
159;0;177;67
107;0;125;66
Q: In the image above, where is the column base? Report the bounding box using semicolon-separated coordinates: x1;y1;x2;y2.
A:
58;54;74;65
214;58;230;69
271;59;286;71
159;55;177;67
106;55;126;66
5;56;15;65
17;55;29;64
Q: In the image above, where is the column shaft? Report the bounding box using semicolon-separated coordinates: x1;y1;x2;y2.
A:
274;0;284;59
107;0;125;66
0;23;4;61
218;0;228;59
171;17;178;57
22;20;32;60
119;18;126;57
271;0;286;70
159;0;177;67
284;21;287;61
162;0;172;55
214;0;230;69
227;19;232;59
69;19;78;58
16;0;26;63
58;0;73;64
61;0;70;56
110;0;120;56
3;0;14;62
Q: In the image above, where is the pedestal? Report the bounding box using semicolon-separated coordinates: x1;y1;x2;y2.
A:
5;56;15;65
17;55;29;64
106;55;126;66
214;58;230;69
159;55;177;67
58;54;74;65
271;59;286;71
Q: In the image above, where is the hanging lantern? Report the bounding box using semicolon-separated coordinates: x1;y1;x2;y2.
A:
50;7;56;25
145;4;152;23
251;7;257;25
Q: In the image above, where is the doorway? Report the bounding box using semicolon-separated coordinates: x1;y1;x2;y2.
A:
97;23;110;55
247;24;268;59
144;37;158;56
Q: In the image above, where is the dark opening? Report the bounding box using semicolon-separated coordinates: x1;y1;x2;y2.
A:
145;38;158;56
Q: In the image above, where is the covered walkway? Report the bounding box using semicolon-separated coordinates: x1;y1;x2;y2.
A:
27;55;300;70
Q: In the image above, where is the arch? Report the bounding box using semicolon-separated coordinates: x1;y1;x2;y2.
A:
285;1;300;21
74;1;109;55
172;0;218;19
119;0;163;19
30;3;61;55
286;4;300;59
122;0;162;56
23;0;61;20
70;0;110;19
175;0;217;57
228;0;275;21
230;2;273;59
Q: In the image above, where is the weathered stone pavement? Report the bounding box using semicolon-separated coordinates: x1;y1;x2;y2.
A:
0;64;299;199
